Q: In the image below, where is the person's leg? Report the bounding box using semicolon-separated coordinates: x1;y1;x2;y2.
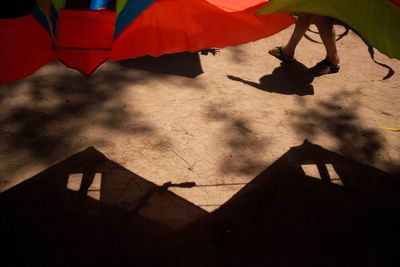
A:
313;15;340;65
269;14;312;61
309;15;340;75
283;14;313;57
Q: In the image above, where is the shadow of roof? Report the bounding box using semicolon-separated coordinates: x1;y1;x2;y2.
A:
2;141;399;266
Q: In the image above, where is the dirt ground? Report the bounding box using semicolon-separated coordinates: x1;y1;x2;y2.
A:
0;25;399;210
1;24;400;266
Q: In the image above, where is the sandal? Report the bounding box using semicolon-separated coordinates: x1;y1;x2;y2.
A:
268;46;294;63
310;59;340;76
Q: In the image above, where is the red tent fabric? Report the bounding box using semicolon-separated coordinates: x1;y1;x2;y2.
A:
0;0;293;83
392;0;400;6
111;0;293;60
56;9;116;75
0;15;56;83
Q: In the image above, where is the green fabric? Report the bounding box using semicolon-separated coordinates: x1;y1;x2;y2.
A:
51;0;65;10
116;0;129;13
257;0;400;59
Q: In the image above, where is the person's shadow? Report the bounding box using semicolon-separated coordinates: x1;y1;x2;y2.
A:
228;61;314;96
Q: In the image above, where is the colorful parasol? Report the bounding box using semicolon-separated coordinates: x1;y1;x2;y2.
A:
257;0;400;60
0;0;294;83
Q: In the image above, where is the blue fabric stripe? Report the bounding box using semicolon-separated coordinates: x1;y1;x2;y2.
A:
90;0;109;10
115;0;154;36
32;4;58;34
51;5;59;33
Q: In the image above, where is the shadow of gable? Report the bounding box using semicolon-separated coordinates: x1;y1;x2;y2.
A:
2;142;399;266
176;140;400;267
0;147;206;266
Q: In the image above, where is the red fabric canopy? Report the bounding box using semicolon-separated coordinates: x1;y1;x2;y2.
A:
111;0;293;60
0;15;56;84
56;9;116;75
392;0;400;6
0;0;293;83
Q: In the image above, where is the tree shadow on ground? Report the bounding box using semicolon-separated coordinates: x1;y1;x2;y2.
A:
290;91;391;169
227;61;314;96
204;103;269;176
0;65;151;154
0;62;174;185
1;142;399;266
0;49;211;173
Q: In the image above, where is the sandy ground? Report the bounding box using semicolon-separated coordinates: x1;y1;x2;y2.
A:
0;25;399;212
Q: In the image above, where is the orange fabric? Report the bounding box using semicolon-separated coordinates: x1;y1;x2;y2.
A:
205;0;267;11
111;0;293;60
0;14;56;83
